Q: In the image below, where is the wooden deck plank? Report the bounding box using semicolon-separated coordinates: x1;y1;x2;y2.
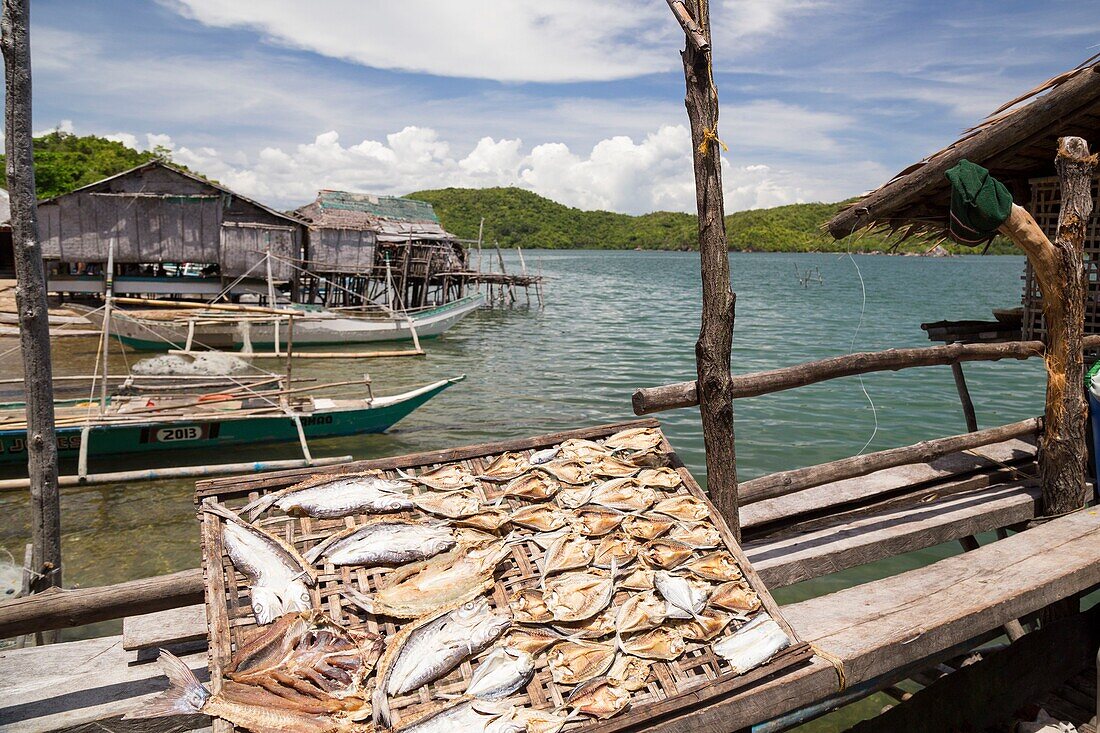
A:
122;603;207;651
745;481;1041;587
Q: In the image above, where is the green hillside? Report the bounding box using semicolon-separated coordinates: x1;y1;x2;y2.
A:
408;186;1018;255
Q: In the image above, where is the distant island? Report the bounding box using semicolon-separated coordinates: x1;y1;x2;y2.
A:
410;187;1019;255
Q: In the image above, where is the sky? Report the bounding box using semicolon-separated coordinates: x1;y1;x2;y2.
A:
12;0;1100;213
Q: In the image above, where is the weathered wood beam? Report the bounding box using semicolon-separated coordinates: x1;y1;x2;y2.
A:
633;337;1100;415
672;0;741;537
665;0;708;51
2;0;61;600
738;418;1040;505
0;568;203;639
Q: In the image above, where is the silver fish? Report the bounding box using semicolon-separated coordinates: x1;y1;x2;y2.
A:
711;613;791;674
393;699;495;733
654;570;709;619
204;503;314;625
464;647;535;700
374;597;511;727
529;446;561;465
302;519;456;567
242;472;414;520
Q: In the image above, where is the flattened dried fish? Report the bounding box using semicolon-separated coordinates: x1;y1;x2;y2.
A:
593;534;638;569
486;705;573;733
619;565;655;591
242;471;414;520
544;568;616;622
205;503;314;625
303;519;454;567
557;439;609;461
540;532;595;580
546;640;616;685
555;485;594;510
641;538;694;570
536;458;592;485
633;467;682;490
405;464;477;491
565;677;631;720
654;570;709;619
465;647;535;700
373;598;510;726
529;446;561;465
651;494;710;522
392;699;493;733
684;551;743;582
574;507;625;536
668;522;722;549
711;613;791;674
457;509;512;533
509;504;569;532
621;514;673;541
505;626;566;655
346;541;512;618
490;472;559;501
411;489;482;519
509;587;553;624
478;452;532;482
552;605;617;639
607;655;653;692
590;455;642;479
615;591;667;634
588;478;656;512
617;627;686;661
603;427;662;452
710;580;761;613
675;608;732;641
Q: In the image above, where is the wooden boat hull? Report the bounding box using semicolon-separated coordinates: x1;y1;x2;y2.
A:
0;377;462;465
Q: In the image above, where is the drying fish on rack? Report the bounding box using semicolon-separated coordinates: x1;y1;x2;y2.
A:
616;591;669;634
509;587;554;624
242;471;414;521
303;520;485;568
710;580;762;613
564;677;631;720
684;550;743;582
555;484;594;510
587;478;656;512
204;502;315;625
641;537;695;570
457;507;513;532
528;445;561;465
543;565;617;622
463;647;536;700
385;698;499;733
505;626;568;655
509;504;570;532
633;467;682;490
654;570;709;619
616;627;687;661
607;655;653;692
535;458;593;485
552;605;617;639
478;452;533;482
674;608;733;641
621;514;674;541
345;540;514;618
539;531;596;580
589;455;643;479
651;494;710;521
402;464;477;491
410;488;483;519
573;506;624;536
546;640;617;685
712;613;791;674
486;472;560;501
593;533;639;568
372;597;511;727
619;565;655;591
602;426;663;453
668;522;722;549
557;438;610;461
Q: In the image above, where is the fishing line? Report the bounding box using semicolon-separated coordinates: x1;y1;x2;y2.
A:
843;221;879;456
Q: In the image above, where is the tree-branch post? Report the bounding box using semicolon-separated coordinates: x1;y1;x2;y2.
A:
999;136;1095;516
671;0;740;538
2;0;62;596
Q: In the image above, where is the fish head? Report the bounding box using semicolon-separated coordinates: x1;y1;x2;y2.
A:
250;586;285;624
471;612;513;646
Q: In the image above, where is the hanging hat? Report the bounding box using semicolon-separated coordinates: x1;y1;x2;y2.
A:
944;159;1013;245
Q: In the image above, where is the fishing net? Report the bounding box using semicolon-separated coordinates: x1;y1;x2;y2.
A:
131;352;253;376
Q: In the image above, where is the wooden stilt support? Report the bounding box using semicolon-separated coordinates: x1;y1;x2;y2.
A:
950;361;979;432
3;0;62;608
670;0;740;537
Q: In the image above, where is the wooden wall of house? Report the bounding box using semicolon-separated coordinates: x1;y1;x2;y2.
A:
307;227;377;274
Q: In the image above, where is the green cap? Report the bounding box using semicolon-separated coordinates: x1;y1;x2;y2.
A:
944;159;1013;245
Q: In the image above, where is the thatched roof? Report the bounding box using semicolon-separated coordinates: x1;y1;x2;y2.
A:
294;190;453;242
827;54;1100;240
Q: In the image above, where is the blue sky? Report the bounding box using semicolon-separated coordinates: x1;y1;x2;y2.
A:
15;0;1099;212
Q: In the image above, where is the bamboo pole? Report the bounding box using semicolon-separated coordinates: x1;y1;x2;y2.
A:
670;0;738;536
3;0;61;601
111;296;301;317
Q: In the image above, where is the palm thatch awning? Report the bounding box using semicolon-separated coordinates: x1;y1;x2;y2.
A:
827;55;1100;241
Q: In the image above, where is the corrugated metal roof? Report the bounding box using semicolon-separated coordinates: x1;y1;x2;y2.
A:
316;190;440;223
295;190;454;241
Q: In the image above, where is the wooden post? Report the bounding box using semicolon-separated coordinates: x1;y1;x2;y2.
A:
2;0;62;599
998;136;1095;515
670;0;740;537
950;361;979;432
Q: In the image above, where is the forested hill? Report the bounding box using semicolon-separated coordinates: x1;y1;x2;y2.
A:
408;186;1018;255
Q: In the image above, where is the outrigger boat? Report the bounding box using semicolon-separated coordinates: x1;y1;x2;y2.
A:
0;376;463;466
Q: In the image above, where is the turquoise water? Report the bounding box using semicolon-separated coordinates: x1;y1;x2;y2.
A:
0;250;1046;729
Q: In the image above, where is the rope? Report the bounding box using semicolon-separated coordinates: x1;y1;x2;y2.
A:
843;218;880;455
811;644;848;691
697;127;728;156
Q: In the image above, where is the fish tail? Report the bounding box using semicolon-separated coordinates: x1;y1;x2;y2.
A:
123;650;210;719
239;492;279;521
202;501;243;523
341;586;376;614
372;683;392;728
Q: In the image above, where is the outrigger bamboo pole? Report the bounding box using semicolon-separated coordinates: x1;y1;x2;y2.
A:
669;0;740;537
2;0;62;600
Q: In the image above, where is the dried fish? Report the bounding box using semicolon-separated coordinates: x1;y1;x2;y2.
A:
509;587;554;624
457;509;512;533
491;472;559;501
710;580;762;613
684;551;744;582
641;538;694;570
565;677;631;719
590;455;642;479
603;427;662;452
540;532;595;580
633;467;682;490
573;507;625;536
588;478;656;512
552;604;617;639
392;699;494;733
405;464;477;491
607;655;653;692
346;541;512;618
615;591;668;634
555;485;594;510
619;565;655;591
505;626;566;655
536;458;592;485
411;489;482;519
509;504;569;532
205;503;314;625
528;446;561;465
651;494;710;522
373;598;511;726
484;705;573;733
465;647;535;700
654;570;709;619
621;514;673;541
593;534;638;569
675;608;733;641
546;640;617;685
242;471;414;521
668;522;722;549
557;438;610;461
479;452;532;482
303;519;455;567
617;627;686;661
544;568;616;622
711;613;791;674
